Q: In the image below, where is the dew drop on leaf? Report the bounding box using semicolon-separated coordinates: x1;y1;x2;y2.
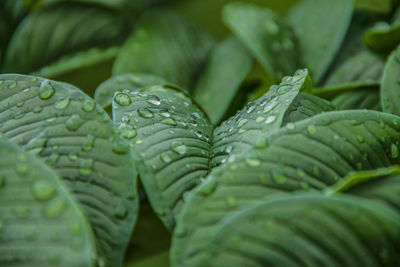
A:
65;114;84;131
146;95;161;105
54;97;70;109
38;80;55;100
114;93;132;106
171;142;187;155
32;180;56;201
138;108;154;118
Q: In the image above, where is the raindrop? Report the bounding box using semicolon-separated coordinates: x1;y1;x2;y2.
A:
138;108;154;118
114;203;128;219
146;95;161;105
307;125;317;135
32;180;56;201
79;159;94;176
226;196;237;207
225;145;233;154
246;157;261;167
114;93;132;106
286;123;295;130
263;100;278;113
265;114;277;124
65;115;84;131
112;138;130;154
171;142;187;155
161;118;177;126
43;197;66;218
237;119;248;128
256;116;265;123
82;99;96;112
120;125;137;139
38;80;55;100
82;135;95;152
54;97;70;109
161;152;172;163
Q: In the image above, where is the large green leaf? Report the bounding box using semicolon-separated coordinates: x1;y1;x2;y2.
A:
94;73;168;108
222;2;300;81
288;0;354;84
0;136;98;266
381;45;400;115
312;81;380;100
0;74;137;267
113;9;215;91
3;4;131;77
201;195;400;266
112;69;331;229
192;36;253;125
171;110;400;267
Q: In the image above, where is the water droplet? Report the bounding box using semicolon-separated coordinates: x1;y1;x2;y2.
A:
120;125;137;139
26;137;47;155
391;144;399;158
263;100;278;113
246;157;261;167
171;142;187;155
114;203;128;219
82;134;95;152
272;171;287;184
265;20;279;34
79;159;94;176
265;114;277;124
54;97;70;109
112;138;130;154
161;152;172;163
113;93;132;107
43;197;66;218
146;95;161;105
286;123;295;130
16;164;28;176
12;207;30;218
254;138;268;149
33;106;43;113
46;153;60;165
16;101;24;108
82;99;96;112
256;116;265;123
276;85;292;95
197;179;218;196
32;180;56;201
246;102;256;113
161;118;177;126
307;125;317;135
225;145;233;154
138;108;154;118
237;119;248;128
65;115;84;131
226;196;237;207
8;80;17;88
38;80;55;100
68;153;78;161
356;135;365;143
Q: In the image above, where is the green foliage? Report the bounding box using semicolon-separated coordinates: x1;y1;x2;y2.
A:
2;0;400;266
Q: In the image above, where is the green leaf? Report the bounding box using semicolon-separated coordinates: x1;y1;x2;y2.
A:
0;136;98;266
192;36;253;125
222;2;300;81
324;50;385;86
201;194;400;266
332;88;381;110
364;20;400;54
0;74;138;267
381;45;400;115
288;0;354;83
94;73;168;108
171;110;400;267
3;4;131;76
354;0;394;14
113;9;215;91
112;69;330;229
312;81;380;100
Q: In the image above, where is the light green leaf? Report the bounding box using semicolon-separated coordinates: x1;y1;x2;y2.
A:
113;9;215;91
94;73;168;108
332;88;381;110
201;194;400;266
3;4;131;76
171;110;400;267
364;18;400;54
0;136;98;266
223;2;300;81
112;69;332;229
0;74;137;267
192;36;253;125
381;45;400;115
288;0;354;83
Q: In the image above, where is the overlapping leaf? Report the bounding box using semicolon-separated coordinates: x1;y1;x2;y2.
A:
171;110;400;266
0;136;98;266
0;74;137;267
381;45;400;116
112;69;332;229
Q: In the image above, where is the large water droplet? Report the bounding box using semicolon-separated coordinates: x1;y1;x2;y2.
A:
120;124;137;139
272;171;287;184
307;125;317;135
226;196;237;207
265;20;279;34
197;179;218;196
82;99;96;112
79;159;94;176
114;202;128;219
65;115;84;131
237;119;248;128
265;114;277;124
43;197;66;218
161;118;177;126
54;97;70;109
171;142;187;155
146;95;161;105
246;157;261;167
114;93;132;106
161;152;172;163
16;164;28;176
138;108;154;118
225;145;233;154
39;80;55;100
112;138;130;154
263;100;278;113
32;180;56;201
82;134;95;152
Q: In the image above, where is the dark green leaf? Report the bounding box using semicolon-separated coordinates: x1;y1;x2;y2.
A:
364;20;400;54
3;4;131;76
113;9;215;91
94;73;168;108
0;74;138;267
354;0;394;14
0;136;98;266
201;195;400;266
332;88;381;110
312;81;380;100
325;50;384;86
192;36;253;125
288;0;354;83
381;45;400;115
223;2;300;81
171;110;400;267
